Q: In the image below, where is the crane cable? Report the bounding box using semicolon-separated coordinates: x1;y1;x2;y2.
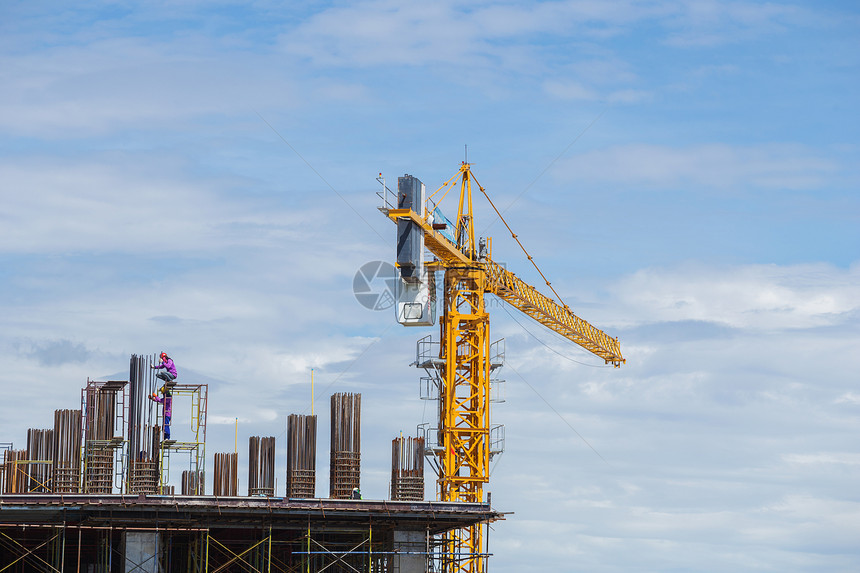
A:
470;172;572;312
501;303;609;368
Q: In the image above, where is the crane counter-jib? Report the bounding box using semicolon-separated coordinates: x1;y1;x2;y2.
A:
385;208;471;266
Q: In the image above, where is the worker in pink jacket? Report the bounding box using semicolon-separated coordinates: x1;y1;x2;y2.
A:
151;352;178;385
150;353;178;439
149;385;173;440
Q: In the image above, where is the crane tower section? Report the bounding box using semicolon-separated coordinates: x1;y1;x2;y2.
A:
380;162;625;573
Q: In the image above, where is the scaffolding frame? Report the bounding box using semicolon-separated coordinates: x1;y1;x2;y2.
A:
81;379;128;495
0;496;500;573
0;522;477;573
157;383;208;495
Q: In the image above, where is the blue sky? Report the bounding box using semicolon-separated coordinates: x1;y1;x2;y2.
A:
1;1;859;571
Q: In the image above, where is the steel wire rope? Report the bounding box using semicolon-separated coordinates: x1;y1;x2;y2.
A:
499;303;610;368
257;113;407;449
504;359;610;466
426;169;465;214
470;171;571;311
479;107;607;237
256;112;388;245
270;322;397;445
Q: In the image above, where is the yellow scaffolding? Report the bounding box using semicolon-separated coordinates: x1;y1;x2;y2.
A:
156;384;208;494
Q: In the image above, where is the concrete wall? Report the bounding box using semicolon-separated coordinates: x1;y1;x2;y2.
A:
124;531;160;573
394;530;426;573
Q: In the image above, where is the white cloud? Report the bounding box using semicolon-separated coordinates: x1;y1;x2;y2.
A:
662;0;805;47
278;0;638;69
613;262;859;330
278;0;809;70
0;38;306;136
782;452;860;466
544;80;599;101
0;156;329;255
280;2;482;68
555;143;839;191
835;392;860;405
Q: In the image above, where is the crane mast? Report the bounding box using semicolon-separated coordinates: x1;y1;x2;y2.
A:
381;163;624;573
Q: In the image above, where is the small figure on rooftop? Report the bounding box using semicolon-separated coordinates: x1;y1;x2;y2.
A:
151;352;177;385
149;385;173;440
351;487;361;500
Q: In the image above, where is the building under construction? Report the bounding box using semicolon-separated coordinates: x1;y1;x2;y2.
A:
0;355;501;572
3;164;628;573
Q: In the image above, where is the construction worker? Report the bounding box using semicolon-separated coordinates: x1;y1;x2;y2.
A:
351;487;361;500
149;385;173;440
151;352;178;385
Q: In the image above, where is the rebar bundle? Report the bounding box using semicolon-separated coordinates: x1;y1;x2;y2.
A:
286;414;317;498
2;449;27;493
25;428;54;493
128;461;159;494
182;470;204;495
128;355;158;461
84;384;117;442
128;422;161;493
248;436;276;497
214;452;238;496
52;409;82;493
391;436;425;501
127;354;160;494
82;379;126;494
330;393;361;499
85;450;114;494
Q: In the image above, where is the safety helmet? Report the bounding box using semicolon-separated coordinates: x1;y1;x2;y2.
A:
160;352;168;359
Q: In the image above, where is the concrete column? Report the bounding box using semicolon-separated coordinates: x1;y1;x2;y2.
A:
124;530;160;573
393;530;426;573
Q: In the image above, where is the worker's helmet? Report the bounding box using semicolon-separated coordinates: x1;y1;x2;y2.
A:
160;352;168;359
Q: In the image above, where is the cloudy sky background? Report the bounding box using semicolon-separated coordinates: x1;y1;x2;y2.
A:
1;1;858;571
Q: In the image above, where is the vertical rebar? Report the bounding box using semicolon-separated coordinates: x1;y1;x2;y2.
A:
248;436;276;496
329;392;361;499
286;414;317;498
182;469;205;495
128;354;160;494
391;436;425;501
2;449;27;493
213;452;238;496
25;427;53;493
52;409;82;493
82;379;127;494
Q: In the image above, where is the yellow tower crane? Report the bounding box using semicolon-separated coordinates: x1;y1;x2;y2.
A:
380;163;624;573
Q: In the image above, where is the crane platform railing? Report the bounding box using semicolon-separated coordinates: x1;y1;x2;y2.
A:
385;208;471;266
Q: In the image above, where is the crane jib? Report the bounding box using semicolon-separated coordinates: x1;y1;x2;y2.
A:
384;206;624;366
483;260;625;366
